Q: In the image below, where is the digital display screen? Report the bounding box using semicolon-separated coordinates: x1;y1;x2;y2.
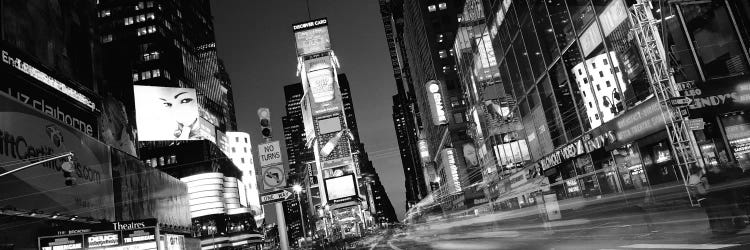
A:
133;86;206;141
295;26;331;55
324;174;357;201
318;116;341;134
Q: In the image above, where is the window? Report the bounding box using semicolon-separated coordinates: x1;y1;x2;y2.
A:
137;27;148;36
606;81;611;87
603;59;608;65
124;17;134;25
132;73;139;82
137;14;146;22
170;155;177;164
164;70;170;79
438;2;447;10
235;137;239;142
147;25;156;33
599;71;604;77
244;138;248;143
102;34;113;43
232;147;236;153
147;13;155;20
136;1;144;10
146;1;153;8
428;5;437;12
439;50;447;58
152;69;160;78
592;62;597;69
158;156;165;166
596;84;601;91
241;158;245;163
244;148;247;153
100;10;111;17
141;71;151;80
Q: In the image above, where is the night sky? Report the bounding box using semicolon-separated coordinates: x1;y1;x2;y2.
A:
210;1;407;221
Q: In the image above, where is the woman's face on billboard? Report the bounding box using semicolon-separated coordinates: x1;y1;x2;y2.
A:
160;90;198;125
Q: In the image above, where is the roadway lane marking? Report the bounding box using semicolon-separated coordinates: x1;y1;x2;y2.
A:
620;244;740;249
387;239;403;250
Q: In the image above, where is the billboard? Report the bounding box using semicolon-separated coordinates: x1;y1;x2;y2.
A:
110;149;191;227
100;95;137;156
0;94;115;220
426;80;448;125
2;46;99;138
293;18;331;56
133;85;206;141
308;68;335;103
324;174;358;203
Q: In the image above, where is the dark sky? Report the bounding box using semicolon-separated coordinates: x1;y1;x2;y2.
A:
210;1;407;221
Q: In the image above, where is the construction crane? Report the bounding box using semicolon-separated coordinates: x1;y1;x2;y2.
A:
629;0;703;206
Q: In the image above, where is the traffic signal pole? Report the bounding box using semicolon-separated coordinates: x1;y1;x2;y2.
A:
257;108;290;250
0;152;74;178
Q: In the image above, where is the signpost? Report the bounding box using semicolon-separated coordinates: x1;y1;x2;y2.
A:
669;97;693;107
260;189;293;205
258;141;282;167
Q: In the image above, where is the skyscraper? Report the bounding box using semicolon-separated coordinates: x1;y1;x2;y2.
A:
96;1;259;248
380;0;427;209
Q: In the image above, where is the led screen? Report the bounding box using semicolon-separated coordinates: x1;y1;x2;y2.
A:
318;116;341;134
308;68;334;103
324;174;357;201
134;86;204;141
295;26;331;55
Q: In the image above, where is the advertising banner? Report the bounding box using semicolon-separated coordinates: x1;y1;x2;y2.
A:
0;94;115;220
110;149;191;227
39;219;159;250
1;50;98;138
39;235;85;250
100;95;137;156
293;18;331;56
426;80;448;125
133;85;205;141
687;75;750;116
324;174;358;204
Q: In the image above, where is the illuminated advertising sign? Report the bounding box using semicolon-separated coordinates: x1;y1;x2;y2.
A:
0;94;115;220
441;148;461;192
293;18;331;56
39;235;85;250
426;80;448;125
133;86;205;141
418;139;430;163
313;113;352;166
85;232;120;248
2;57;98;137
1;49;96;110
324;174;358;203
308;68;335;103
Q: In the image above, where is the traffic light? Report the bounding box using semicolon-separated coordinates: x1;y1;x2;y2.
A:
61;156;76;186
257;108;272;140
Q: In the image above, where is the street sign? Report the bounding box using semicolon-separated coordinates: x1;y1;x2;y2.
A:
258;141;282;167
262;165;286;190
686;118;705;130
260;189;293;205
669;97;693;107
679;88;702;97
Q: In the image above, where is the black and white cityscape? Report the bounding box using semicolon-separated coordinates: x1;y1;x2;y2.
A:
3;0;750;249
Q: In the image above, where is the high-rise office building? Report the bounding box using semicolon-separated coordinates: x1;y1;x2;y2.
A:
380;0;427;209
96;1;258;248
396;0;486;211
227;132;264;227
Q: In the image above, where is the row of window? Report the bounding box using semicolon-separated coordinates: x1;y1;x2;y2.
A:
428;3;448;12
124;13;155;25
132;68;170;82
98;1;154;18
145;155;177;168
137;25;157;36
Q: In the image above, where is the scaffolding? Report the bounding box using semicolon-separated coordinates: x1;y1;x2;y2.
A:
629;0;702;206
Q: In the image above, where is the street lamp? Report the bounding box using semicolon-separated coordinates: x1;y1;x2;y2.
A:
292;184;307;241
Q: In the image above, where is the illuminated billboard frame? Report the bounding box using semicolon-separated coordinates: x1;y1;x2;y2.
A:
134;85;214;142
323;174;358;204
293;18;331;56
426;80;448;125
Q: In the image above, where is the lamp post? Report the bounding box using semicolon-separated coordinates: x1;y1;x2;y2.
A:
292;184;307;242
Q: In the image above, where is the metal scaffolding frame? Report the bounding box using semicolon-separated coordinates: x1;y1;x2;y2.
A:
629;1;702;206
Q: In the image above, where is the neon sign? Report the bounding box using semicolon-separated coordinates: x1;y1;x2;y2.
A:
2;50;95;110
426;80;447;125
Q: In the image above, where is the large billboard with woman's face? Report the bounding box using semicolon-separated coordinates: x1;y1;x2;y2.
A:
133;86;207;141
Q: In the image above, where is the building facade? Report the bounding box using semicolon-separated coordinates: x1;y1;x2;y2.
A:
380;0;429;210
227;131;264;228
423;0;750;221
